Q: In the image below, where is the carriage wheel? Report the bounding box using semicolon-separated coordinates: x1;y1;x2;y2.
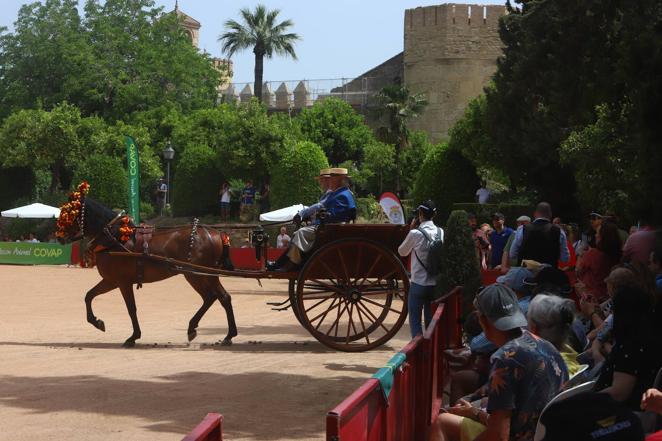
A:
288;279;306;327
296;239;409;352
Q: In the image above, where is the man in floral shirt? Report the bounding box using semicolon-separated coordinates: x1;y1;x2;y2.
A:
430;283;568;441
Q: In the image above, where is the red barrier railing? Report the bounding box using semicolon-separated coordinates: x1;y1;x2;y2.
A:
182;413;224;441
326;287;463;441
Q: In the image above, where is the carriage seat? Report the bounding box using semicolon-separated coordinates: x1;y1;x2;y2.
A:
134;224;155;254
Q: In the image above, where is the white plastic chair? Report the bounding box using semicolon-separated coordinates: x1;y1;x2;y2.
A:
533;380;597;441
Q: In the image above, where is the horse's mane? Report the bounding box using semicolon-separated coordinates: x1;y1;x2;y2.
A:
83;198;120;233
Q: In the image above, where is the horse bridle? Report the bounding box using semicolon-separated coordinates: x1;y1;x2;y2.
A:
67;201;130;252
67;199;86;243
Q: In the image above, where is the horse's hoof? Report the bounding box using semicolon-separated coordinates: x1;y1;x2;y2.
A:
187;330;197;342
221;338;232;346
96;320;105;332
122;340;136;348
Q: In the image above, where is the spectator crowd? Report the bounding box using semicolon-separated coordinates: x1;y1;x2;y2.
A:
400;200;662;441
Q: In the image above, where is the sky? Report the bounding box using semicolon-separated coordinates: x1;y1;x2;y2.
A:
0;0;506;84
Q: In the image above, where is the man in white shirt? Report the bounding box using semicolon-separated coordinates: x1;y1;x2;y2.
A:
475;180;491;204
276;226;291;249
398;200;444;338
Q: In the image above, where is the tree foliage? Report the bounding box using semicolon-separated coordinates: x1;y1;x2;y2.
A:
219;4;300;102
73;154;127;208
361;142;395;195
171;101;291;186
296;98;375;165
373;85;428;195
0;103;161;207
171;145;218;216
446;0;662;223
413;143;480;224
0;0;221;121
270;141;329;209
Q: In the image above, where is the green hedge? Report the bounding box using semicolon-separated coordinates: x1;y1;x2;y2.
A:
172;145;219;216
413;144;480;225
355;197;381;221
452;203;532;229
73;154;128;209
271;141;329;209
437;210;482;314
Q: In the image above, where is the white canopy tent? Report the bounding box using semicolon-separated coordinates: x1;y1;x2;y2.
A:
1;203;61;219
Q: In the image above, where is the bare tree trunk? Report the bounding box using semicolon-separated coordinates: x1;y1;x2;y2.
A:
50;161;62;194
254;50;264;103
394;144;402;197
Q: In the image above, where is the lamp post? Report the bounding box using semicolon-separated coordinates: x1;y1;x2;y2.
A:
162;142;175;207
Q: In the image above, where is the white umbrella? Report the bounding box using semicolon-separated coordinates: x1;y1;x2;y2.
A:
1;203;61;219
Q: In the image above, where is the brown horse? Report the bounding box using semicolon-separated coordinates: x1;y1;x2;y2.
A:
58;197;237;347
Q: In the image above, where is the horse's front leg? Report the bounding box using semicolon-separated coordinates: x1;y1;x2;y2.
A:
119;283;141;347
85;279;117;332
215;282;238;346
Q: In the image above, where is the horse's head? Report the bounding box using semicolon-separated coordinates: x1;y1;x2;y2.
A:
56;182;91;244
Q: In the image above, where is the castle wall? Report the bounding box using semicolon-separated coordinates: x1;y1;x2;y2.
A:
404;4;505;142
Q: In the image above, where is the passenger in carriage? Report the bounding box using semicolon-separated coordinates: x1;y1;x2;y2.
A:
267;168;356;272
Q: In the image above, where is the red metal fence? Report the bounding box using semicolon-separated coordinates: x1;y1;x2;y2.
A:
325;287;462;441
182;413;224;441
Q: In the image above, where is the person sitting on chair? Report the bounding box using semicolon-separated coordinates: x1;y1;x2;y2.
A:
268;168;356;272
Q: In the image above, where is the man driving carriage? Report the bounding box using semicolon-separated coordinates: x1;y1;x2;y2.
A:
267;167;356;272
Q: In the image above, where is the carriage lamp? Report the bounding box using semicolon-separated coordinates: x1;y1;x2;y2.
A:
162;142;175;206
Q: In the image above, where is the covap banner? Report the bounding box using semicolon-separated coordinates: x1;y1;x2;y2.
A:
0;242;72;265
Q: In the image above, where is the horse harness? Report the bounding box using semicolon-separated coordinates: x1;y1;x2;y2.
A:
83;208;227;288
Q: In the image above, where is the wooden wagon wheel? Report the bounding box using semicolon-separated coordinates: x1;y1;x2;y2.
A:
295;238;409;352
288;279;306;327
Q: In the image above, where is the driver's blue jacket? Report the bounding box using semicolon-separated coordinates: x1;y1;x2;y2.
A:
299;186;356;224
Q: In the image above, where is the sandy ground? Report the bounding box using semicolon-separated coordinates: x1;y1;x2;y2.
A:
0;265;410;441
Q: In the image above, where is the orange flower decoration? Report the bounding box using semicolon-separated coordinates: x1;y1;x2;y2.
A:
56;181;91;238
118;216;135;243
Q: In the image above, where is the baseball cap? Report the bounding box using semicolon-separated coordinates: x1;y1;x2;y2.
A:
496;267;533;294
539;392;644;441
416;200;436;216
492;212;505;220
589;211;604;219
473;283;528;331
516;215;531;223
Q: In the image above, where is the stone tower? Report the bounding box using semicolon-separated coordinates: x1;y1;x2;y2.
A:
171;2;233;93
173;1;201;48
404;4;505;142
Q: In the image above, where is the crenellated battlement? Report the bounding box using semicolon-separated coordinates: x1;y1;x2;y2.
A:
403;3;505;141
405;4;504;30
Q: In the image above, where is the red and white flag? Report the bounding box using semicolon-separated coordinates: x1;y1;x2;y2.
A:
379;192;405;225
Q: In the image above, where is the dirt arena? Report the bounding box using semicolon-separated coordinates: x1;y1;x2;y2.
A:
0;265;410;440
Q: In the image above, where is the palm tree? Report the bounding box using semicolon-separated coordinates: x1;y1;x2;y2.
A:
218;5;300;103
373;85;428;196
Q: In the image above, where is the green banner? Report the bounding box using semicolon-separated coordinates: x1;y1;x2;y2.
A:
125;135;141;224
0;242;71;265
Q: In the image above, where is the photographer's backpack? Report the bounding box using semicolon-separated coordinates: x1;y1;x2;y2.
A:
415;227;443;277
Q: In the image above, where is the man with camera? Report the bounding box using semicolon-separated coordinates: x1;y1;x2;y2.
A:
398;200;444;337
268;168;356;272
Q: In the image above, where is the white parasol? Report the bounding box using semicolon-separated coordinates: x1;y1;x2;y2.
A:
1;203;61;218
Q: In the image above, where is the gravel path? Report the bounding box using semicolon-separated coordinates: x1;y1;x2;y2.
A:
0;265;409;440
